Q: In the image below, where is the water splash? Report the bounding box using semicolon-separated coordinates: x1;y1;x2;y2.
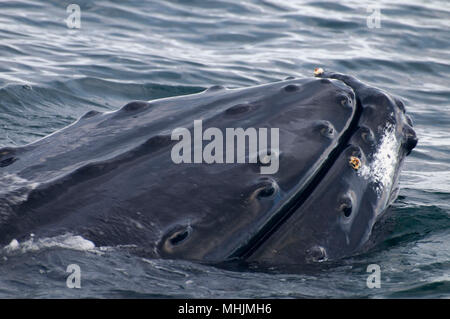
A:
3;233;95;254
358;124;400;196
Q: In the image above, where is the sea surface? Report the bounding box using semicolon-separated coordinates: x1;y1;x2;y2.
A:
0;0;449;298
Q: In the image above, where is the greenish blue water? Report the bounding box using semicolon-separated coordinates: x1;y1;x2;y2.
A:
0;0;449;298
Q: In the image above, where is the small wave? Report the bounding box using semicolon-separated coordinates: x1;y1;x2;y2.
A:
387;279;450;298
0;173;40;224
0;173;39;198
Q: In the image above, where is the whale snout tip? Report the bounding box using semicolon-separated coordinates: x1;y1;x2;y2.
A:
403;125;418;155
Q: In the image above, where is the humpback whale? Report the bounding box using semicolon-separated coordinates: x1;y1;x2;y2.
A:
0;70;417;267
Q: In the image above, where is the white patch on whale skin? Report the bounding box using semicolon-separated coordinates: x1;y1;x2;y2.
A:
3;233;95;254
358;124;400;197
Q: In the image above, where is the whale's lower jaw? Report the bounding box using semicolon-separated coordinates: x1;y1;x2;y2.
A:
0;70;417;267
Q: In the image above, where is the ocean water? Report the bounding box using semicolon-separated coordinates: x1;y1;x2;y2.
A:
0;0;449;298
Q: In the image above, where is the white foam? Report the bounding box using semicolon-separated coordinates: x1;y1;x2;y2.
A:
4;239;19;252
358;124;400;197
3;233;95;254
0;173;39;193
0;173;39;205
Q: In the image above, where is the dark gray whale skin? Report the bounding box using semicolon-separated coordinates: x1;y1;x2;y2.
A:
0;71;417;266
